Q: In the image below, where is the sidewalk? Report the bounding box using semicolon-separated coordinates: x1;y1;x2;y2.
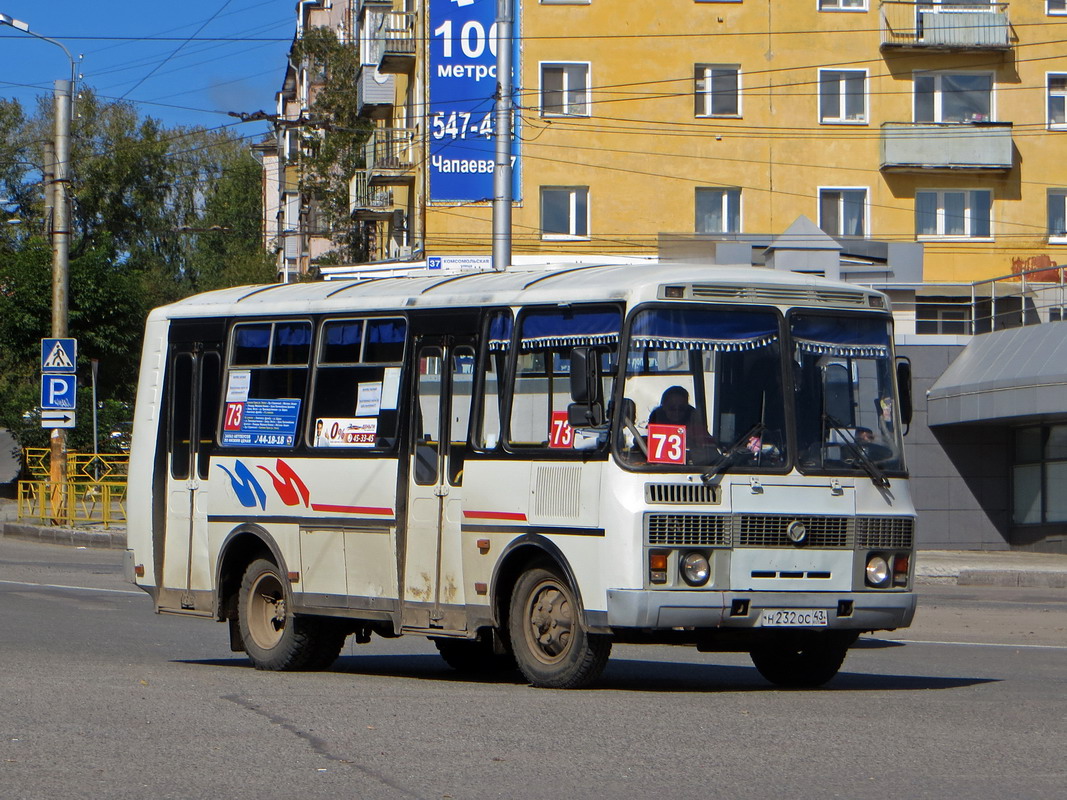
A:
1;496;1065;587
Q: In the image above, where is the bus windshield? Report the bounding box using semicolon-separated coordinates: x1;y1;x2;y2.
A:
791;312;905;478
616;306;787;469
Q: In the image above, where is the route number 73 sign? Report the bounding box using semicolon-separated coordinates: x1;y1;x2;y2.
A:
647;424;687;465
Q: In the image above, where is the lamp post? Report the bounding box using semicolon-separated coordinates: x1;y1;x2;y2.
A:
1;12;77;521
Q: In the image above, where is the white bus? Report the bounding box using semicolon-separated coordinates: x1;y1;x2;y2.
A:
126;263;917;689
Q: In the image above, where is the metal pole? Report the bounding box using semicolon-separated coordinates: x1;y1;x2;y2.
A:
491;0;513;272
49;78;72;522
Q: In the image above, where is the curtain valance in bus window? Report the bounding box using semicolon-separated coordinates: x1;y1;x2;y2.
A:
487;313;514;352
629;309;779;352
517;309;621;352
791;314;890;359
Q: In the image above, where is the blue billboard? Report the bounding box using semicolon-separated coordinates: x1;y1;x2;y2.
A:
429;0;521;203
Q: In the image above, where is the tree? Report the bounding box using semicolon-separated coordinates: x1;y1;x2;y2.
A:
290;26;371;262
0;88;273;457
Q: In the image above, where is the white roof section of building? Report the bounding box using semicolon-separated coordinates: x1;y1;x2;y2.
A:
927;320;1067;425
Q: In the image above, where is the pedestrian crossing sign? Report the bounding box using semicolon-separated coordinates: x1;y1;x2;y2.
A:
41;338;77;373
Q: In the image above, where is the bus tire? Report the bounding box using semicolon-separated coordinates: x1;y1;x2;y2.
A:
508;566;611;689
433;637;516;675
749;633;851;688
238;558;346;671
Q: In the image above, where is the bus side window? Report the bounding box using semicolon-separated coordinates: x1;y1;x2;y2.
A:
169;352;194;479
449;347;475;485
197;351;221;479
476;311;511;451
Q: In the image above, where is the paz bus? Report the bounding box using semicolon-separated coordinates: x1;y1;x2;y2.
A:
126;262;917;689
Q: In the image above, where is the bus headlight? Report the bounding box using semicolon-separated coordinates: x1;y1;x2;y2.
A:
865;554;891;587
681;552;711;587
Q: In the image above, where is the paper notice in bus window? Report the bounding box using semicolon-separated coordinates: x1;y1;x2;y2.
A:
549;410;574;449
314;417;378;448
226;370;251;402
647;423;687;464
381;368;401;410
356;382;383;416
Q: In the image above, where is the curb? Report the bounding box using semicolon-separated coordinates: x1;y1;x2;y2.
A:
2;520;127;549
958;568;1067;589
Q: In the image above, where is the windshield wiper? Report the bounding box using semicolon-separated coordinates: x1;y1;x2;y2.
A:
823;414;890;489
702;421;767;481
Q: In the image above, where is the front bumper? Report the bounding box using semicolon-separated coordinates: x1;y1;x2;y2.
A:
607;588;916;632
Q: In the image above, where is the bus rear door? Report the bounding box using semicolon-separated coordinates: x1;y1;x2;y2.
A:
163;339;222;609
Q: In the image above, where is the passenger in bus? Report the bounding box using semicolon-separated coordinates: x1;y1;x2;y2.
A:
649;385;715;447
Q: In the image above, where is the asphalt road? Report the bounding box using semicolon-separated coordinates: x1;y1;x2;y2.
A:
1;538;1064;800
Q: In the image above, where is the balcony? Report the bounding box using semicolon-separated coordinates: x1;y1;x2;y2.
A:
283;164;300;192
365;127;417;181
350;172;396;219
373;12;416;74
881;2;1011;50
880;122;1013;171
356;66;395;119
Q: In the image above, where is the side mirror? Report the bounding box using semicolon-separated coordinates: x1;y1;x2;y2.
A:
569;346;601;404
896;357;913;431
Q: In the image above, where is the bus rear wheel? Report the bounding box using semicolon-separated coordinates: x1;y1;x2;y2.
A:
508;566;610;689
238;558;346;671
749;633;853;688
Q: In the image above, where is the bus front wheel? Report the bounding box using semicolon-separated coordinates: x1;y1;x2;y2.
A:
749;633;852;688
508;566;611;689
238;558;346;671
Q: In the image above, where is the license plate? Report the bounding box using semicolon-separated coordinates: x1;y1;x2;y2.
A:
760;608;828;627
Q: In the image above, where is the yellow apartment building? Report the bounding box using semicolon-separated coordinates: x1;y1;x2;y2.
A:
349;0;1067;286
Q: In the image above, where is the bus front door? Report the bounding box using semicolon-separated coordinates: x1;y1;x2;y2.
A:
402;338;475;631
162;345;221;609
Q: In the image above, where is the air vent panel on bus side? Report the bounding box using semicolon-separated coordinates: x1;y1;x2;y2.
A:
645;483;720;505
688;285;868;307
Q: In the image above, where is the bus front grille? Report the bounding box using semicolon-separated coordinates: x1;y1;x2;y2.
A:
856;516;915;549
646;514;913;550
736;515;852;548
646;513;731;546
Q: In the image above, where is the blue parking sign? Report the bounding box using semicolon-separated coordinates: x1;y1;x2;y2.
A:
41;374;77;410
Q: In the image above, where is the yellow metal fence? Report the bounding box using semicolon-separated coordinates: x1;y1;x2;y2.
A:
17;449;129;528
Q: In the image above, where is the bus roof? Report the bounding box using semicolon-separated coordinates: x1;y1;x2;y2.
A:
150;262;888;321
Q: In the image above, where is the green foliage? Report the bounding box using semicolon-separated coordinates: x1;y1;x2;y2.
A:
0;87;272;461
291;26;371;260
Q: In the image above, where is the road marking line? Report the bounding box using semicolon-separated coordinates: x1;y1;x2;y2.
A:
874;637;1067;651
0;579;144;596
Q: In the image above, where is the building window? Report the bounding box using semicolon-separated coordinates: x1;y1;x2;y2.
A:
695;187;741;233
819;0;866;10
541;63;589;117
819;70;867;124
915;296;972;334
1048;74;1067;129
1048;190;1067;242
695;64;740;117
819;188;867;237
541;187;589;239
915;189;991;238
1013;425;1067;525
914;72;993;123
1049;1;1067;16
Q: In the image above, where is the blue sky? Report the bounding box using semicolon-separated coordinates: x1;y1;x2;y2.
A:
0;0;294;134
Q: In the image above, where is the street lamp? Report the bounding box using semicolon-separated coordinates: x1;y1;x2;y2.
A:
0;13;78;101
1;12;78;522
